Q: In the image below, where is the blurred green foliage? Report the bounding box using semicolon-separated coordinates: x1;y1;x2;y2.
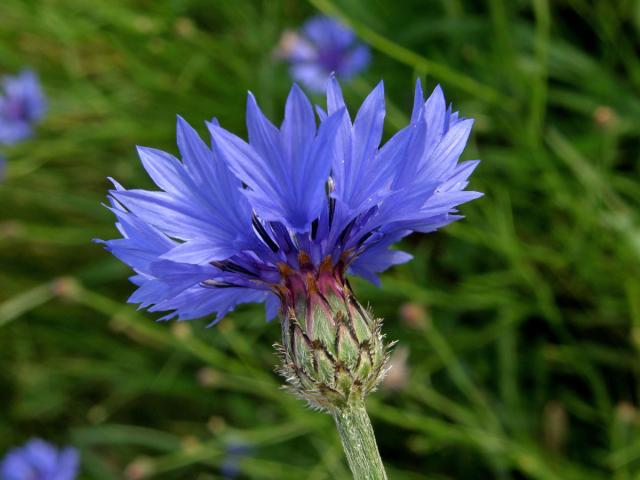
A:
1;0;640;478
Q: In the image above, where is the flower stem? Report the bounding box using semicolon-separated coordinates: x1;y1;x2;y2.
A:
333;401;388;480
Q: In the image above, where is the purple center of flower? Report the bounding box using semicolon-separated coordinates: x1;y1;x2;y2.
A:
317;47;348;73
4;98;26;121
203;199;376;295
275;253;351;333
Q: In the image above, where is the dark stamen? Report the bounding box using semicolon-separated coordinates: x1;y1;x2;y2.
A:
328;197;336;229
270;222;295;251
338;217;357;245
211;260;256;277
356;227;381;247
357;231;373;246
252;213;279;252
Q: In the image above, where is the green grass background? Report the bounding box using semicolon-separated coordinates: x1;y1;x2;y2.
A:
1;0;640;478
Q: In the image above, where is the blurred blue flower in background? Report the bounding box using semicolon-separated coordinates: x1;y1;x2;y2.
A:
220;442;252;479
0;69;46;145
278;15;370;92
100;76;481;325
1;439;79;480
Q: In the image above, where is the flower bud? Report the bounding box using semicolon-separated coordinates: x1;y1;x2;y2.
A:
275;255;393;412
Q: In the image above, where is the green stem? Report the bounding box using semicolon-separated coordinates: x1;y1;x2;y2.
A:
333;402;388;480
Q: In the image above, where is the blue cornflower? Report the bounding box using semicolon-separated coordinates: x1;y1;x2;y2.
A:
220;442;252;479
1;439;79;480
101;77;481;326
278;15;370;92
0;69;46;145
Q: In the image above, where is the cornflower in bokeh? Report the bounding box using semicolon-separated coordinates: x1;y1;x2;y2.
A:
277;15;370;92
0;69;46;145
1;438;79;480
101;76;480;478
220;442;252;479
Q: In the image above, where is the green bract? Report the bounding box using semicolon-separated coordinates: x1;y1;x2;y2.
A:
275;256;392;412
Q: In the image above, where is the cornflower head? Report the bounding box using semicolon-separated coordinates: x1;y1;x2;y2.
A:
101;77;480;414
278;15;370;92
104;76;481;479
0;69;46;145
102;76;481;478
1;439;79;480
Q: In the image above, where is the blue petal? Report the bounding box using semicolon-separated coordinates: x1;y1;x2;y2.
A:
176;115;217;188
246;92;285;172
339;44;371;77
56;448;80;480
399;213;465;234
389;115;427;189
422;85;447;147
265;293;280;321
289;64;327;93
350;232;413;285
410;78;424;124
111;189;226;241
138;123;255;249
160;239;238;264
211;106;345;232
315;105;327;121
325;75;352;200
326;74;347;115
0;120;32;144
438;160;480;192
128;276;169;308
368;180;440;230
332;81;385;213
176;117;256;240
419;118;474;181
303;15;354;49
101;204;175;274
296;107;346;226
420;190;483;216
150;285;270;324
209;123;288;221
280;84;315;166
149;260;216;298
137;146;195;198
